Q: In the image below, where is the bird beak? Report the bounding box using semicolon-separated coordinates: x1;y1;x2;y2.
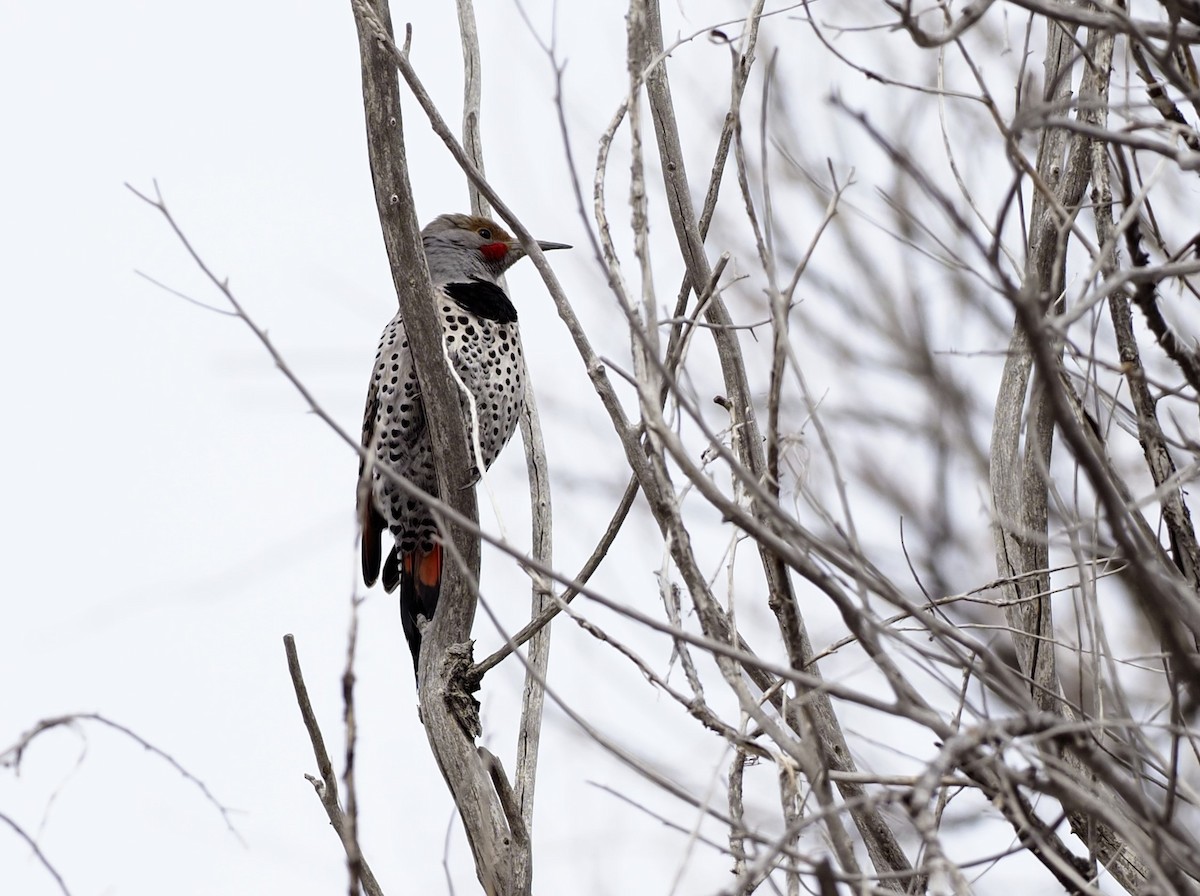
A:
535;240;572;252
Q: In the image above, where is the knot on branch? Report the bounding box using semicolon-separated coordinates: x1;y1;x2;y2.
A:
442;640;482;739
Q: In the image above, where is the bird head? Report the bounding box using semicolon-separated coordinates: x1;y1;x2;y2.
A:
421;213;570;282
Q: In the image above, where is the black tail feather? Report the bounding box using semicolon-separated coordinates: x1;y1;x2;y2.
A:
361;505;387;587
382;546;401;593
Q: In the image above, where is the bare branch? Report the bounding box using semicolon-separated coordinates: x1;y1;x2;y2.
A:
0;811;71;896
3;711;239;839
283;634;385;896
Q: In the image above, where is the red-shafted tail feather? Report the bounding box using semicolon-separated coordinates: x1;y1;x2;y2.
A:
399;544;443;674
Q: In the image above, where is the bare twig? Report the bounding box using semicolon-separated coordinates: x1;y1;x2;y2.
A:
283;634;385;896
0;811;72;896
3;712;239;839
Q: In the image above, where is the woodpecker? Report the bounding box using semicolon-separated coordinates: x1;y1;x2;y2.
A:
358;213;569;674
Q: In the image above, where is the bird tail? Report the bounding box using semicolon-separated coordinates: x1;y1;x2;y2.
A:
399;544;443;676
360;504;387;588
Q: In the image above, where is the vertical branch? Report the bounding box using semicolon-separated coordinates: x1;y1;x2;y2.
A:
1103;154;1200;596
349;0;481;677
452;1;555;870
727;747;748;882
986;11;1183;892
989;5;1085;714
777;761;800;896
512;395;553;845
284;635;386;896
454;0;487;218
350;2;525;893
625;2;660;378
341;602;364;896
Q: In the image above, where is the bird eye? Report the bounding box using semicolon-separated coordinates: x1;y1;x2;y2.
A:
478;227;492;239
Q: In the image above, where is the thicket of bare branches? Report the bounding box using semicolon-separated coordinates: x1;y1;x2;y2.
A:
51;1;1200;895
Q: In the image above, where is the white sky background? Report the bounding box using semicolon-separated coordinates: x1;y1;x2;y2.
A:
5;1;1180;894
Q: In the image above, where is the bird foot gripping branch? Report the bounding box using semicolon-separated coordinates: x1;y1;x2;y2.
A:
357;213;569;679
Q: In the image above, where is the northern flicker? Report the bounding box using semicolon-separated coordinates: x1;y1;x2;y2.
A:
358;213;568;673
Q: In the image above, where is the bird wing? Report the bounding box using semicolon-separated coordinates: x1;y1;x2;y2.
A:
358;312;427;586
